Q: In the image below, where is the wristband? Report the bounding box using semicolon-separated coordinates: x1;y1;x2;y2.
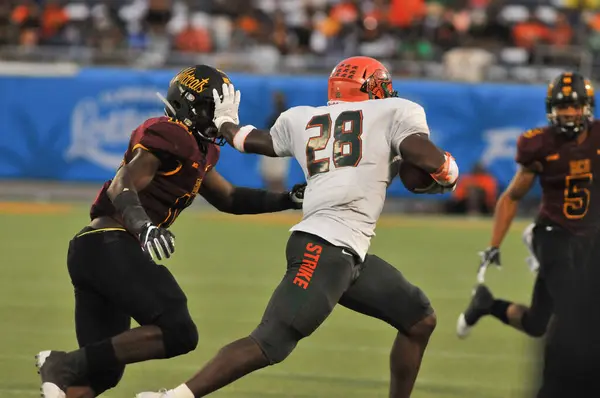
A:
431;152;459;186
232;125;256;152
112;189;152;234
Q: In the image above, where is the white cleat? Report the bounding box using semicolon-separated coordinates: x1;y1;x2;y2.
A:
36;350;67;398
456;285;495;339
135;389;171;398
36;350;51;371
456;313;472;339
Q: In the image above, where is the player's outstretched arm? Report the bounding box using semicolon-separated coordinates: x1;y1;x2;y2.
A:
219;122;278;157
477;167;536;268
199;168;304;214
489;167;536;248
399;133;459;189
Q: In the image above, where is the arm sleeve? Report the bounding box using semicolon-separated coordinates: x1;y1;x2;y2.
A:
389;102;431;155
269;112;293;157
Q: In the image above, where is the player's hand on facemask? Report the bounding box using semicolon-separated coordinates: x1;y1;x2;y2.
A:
140;222;176;262
212;83;241;129
289;183;306;209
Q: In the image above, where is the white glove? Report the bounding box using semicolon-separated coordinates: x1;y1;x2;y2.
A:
140;222;175;262
212;83;241;129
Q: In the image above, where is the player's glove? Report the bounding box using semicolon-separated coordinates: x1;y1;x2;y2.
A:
212;83;241;129
140;222;176;262
475;246;501;284
289;183;306;209
479;246;501;267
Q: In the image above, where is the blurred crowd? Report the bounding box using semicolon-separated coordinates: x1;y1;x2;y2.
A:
1;0;600;79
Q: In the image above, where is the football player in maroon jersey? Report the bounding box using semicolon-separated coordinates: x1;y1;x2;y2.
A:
457;72;600;397
35;65;306;398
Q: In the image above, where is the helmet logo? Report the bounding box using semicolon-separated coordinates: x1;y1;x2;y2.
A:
172;67;211;93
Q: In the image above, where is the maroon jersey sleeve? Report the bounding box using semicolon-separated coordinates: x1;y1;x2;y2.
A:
135;119;195;161
515;128;546;170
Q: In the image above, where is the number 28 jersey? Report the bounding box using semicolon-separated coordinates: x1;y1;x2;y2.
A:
270;98;431;260
516;121;600;236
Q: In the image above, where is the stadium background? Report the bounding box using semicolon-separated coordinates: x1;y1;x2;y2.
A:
0;0;593;396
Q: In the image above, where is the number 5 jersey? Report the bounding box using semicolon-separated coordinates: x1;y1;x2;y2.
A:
517;123;600;236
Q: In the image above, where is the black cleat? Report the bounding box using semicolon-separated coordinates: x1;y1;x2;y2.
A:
456;284;495;339
36;350;68;398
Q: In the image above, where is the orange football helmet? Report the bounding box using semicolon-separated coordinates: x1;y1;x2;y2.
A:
328;56;397;103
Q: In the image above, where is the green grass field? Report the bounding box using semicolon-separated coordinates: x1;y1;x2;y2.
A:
0;205;542;398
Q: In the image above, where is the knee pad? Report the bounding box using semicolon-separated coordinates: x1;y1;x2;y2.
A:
522;310;548;337
156;308;199;358
88;365;125;395
250;321;303;364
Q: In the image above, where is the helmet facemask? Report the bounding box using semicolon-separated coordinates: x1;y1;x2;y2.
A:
546;73;595;140
360;69;398;100
548;104;591;140
157;86;225;146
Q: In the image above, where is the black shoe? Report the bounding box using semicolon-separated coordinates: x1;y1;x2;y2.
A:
456;284;494;339
36;350;68;398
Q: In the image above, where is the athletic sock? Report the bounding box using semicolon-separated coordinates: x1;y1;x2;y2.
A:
83;339;118;375
490;299;511;325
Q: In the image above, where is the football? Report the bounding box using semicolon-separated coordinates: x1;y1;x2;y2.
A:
399;161;436;193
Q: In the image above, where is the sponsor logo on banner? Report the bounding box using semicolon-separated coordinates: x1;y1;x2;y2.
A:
480;122;546;168
65;87;163;170
480;127;523;168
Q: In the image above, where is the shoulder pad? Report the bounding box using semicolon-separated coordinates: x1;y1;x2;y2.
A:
522;127;544;139
516;127;548;168
136;119;194;159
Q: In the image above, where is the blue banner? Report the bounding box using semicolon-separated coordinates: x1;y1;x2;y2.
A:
0;67;557;197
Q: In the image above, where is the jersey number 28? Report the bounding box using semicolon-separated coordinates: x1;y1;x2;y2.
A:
305;110;363;177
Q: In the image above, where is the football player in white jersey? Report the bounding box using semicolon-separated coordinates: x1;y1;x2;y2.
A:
136;57;459;398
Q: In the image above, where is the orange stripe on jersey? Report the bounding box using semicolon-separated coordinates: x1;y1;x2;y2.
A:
132;143;149;152
546;153;560;161
158;161;183;176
